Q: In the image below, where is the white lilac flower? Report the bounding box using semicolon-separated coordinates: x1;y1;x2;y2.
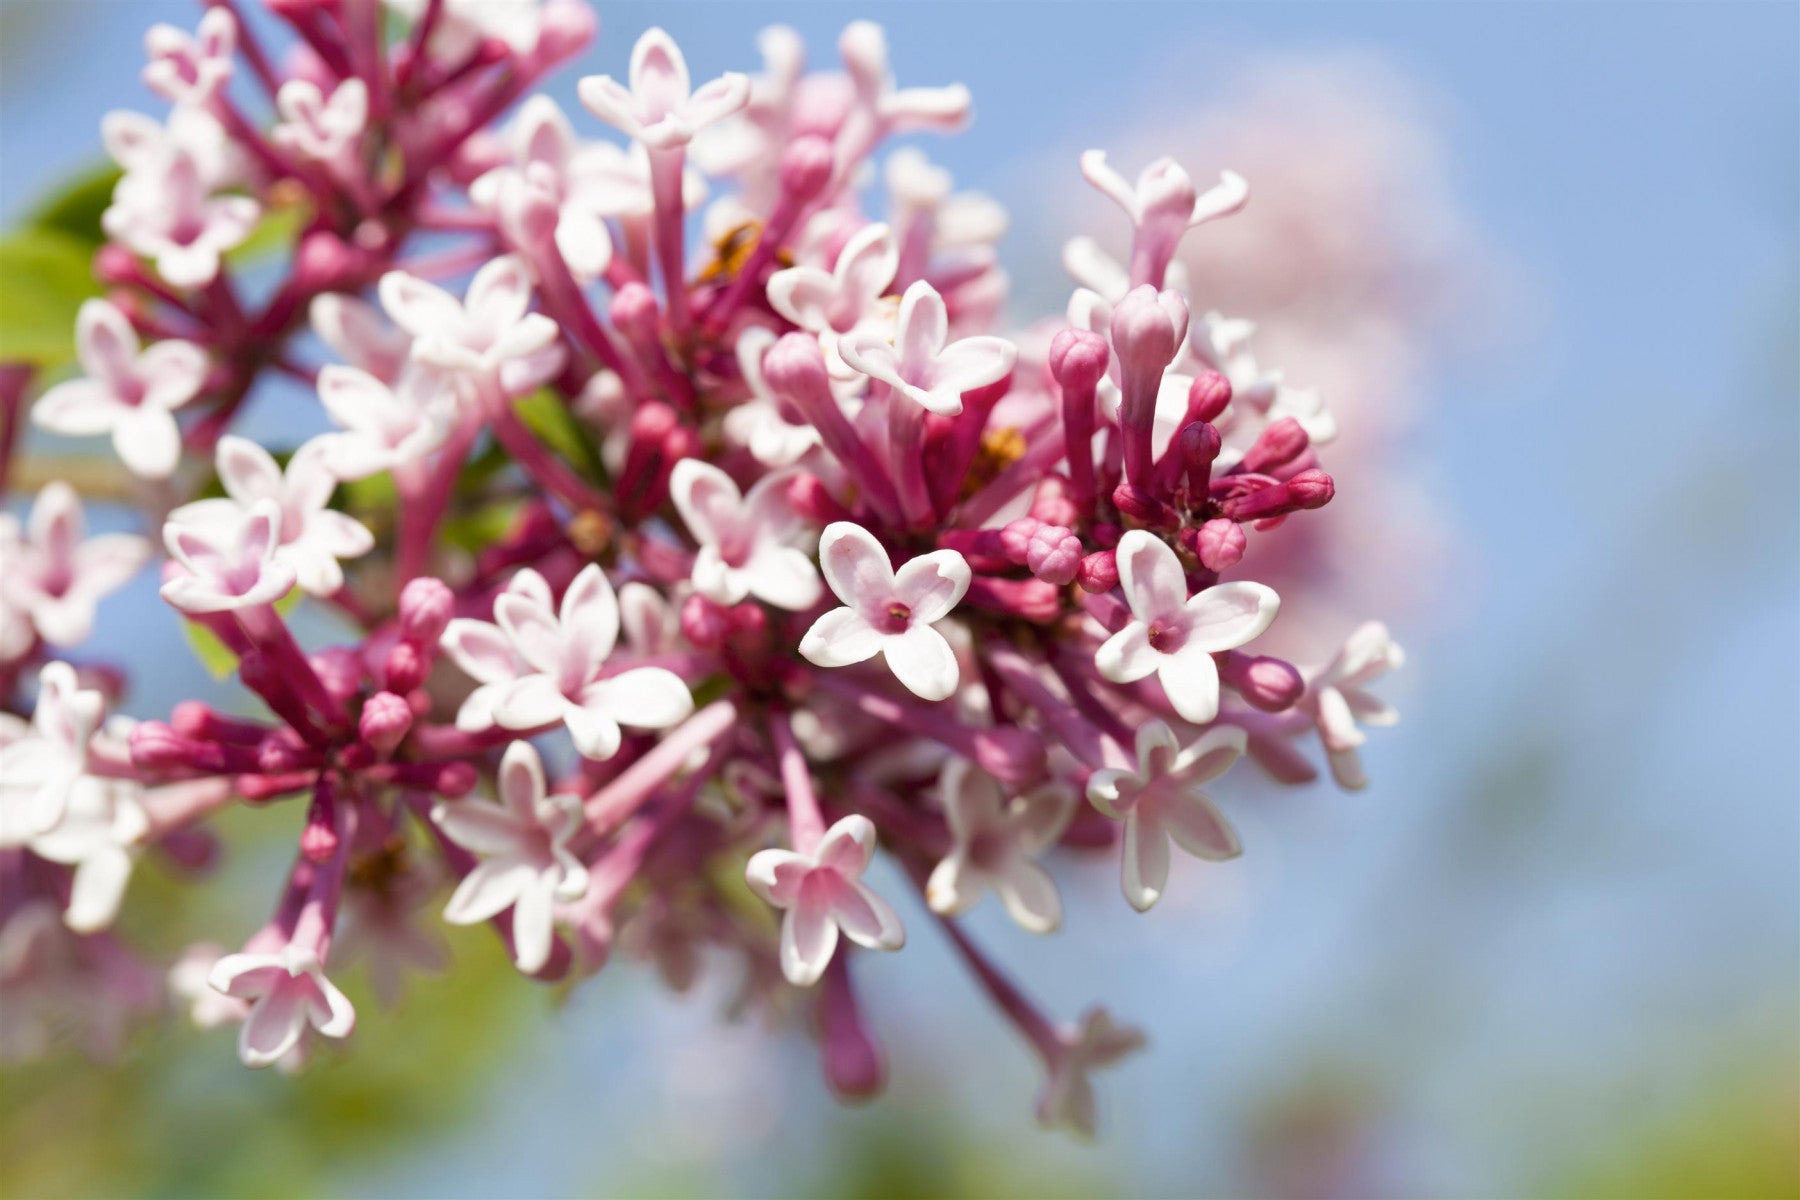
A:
766;222;899;380
1085;720;1246;912
745;814;905;987
1035;1008;1146;1137
1303;621;1404;791
207;944;356;1068
925;759;1074;934
27;775;148;934
170;437;373;597
31;300;208;479
103;148;259;289
432;740;589;974
839;280;1017;416
487;564;694;759
470;96;616;280
0;482;149;648
159;499;296;615
1095;530;1280;725
668;459;822;609
577;27;751;151
141;8;235;105
0;662;105;840
314;364;455;480
439;570;554;734
800;522;971;702
102;106;240;190
378;254;560;387
271;79;369;165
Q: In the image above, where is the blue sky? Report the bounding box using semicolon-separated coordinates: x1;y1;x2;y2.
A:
2;2;1796;1195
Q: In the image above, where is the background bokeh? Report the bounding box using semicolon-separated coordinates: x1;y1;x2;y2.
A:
2;2;1796;1197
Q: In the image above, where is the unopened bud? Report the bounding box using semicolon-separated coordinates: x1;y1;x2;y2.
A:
1193;518;1245;572
1238;417;1309;476
779;135;836;202
1026;524;1082;586
359;691;413;759
1223;653;1305;713
1048;327;1109;392
1077;549;1119;593
680;593;732;649
398;577;455;645
1187;371;1232;424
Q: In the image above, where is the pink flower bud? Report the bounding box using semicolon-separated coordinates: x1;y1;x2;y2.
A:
1238;417;1309;476
680;593;732;649
762;331;834;397
130;721;194;769
1187;371;1232;424
384;640;426;695
1112;482;1174;528
1029;475;1080;528
1077;549;1120;593
609;282;662;341
1222;653;1304;713
293;231;361;292
94;244;141;287
1193;518;1245;572
398;577;455;645
779;135;836;202
1048;327;1109;391
1026;524;1082;586
359;691;413;759
1109;285;1188;382
999;517;1042;563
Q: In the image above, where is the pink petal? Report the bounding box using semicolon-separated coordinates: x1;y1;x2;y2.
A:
779;895;838;987
432;799;530;858
765;266;838;331
135;340;208;411
629;27;692;119
1133;719;1183;779
1157;792;1241;861
1120;812;1168;912
799;607;883;668
496;739;546;819
440;619;519;686
493;593;564;675
557;563;620;669
509;877;556;973
111;406;182;478
893;281;948;378
816;814;876;877
32;380;124;436
493;674;569;731
817;522;896;613
75;300;139;388
576;75;640;136
238;985;306;1066
304;972;356;1039
466;254;533;332
1094;621;1159;685
561;702;623;761
378;271;464;341
215;436;281;504
444;859;533;925
744;849;810;907
668;458;740;548
995;860;1062;934
892;549;970;623
1156;649;1222;726
743;545;822;611
835;880;905;951
835;222;898;306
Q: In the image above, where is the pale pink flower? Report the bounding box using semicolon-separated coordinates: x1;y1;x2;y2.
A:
0;662;105;840
102;106;240;190
669;459;822;609
721;326;823;467
1086;720;1245;912
439;570;554;734
0;482;149;647
31;300;208;479
271;78;369;165
170;942;251;1030
310;294;412;385
487;564;694;759
1190;310;1335;450
1080;150;1247;286
208;943;356;1068
170;437;373;596
766;222;899;379
577;27;750;150
1035;1007;1146;1137
618;580;684;656
745;813;905;987
839;280;1016;416
1095;531;1280;725
142;8;235;105
837;20;970;136
28;774;147;934
1302;621;1404;791
925;759;1073;934
159;499;296;614
103;149;259;289
432;740;589;974
471;96;616;280
378;255;559;386
314;364;455;480
800;522;971;703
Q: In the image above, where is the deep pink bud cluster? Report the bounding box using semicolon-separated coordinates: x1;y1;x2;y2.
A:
0;1;1406;1137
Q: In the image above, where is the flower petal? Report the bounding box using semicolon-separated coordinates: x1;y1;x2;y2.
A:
1120;812;1169;912
1183;581;1280;653
1114;530;1187;622
799;607;883;668
882;624;960;702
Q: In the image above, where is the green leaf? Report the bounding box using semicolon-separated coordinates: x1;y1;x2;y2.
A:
227;200;308;267
513;388;606;483
0;229;99;367
24;163;123;248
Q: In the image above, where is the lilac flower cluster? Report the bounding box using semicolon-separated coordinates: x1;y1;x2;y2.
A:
0;0;1404;1134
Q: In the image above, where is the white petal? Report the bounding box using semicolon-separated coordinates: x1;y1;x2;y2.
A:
882;624;960;702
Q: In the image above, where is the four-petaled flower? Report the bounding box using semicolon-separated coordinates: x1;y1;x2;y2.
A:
141;8;235;105
669;458;822;609
315;364;455;480
272;78;369;165
432;740;590;974
159;499;296;614
1080;150;1247;285
103;148;259;289
839;280;1017;416
32;300;208;479
926;759;1074;934
766;222;899;379
439;570;551;733
378;255;560;389
471;96;617;280
0;661;105;839
207;943;356;1068
1304;621;1404;791
745;814;905;987
1095;530;1280;725
170;437;374;596
488;564;694;759
1086;720;1246;911
578;27;751;150
1035;1007;1146;1138
800;522;971;702
0;481;149;648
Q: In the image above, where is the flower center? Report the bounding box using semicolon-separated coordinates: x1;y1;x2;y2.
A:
880;601;912;634
1146;621;1186;653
